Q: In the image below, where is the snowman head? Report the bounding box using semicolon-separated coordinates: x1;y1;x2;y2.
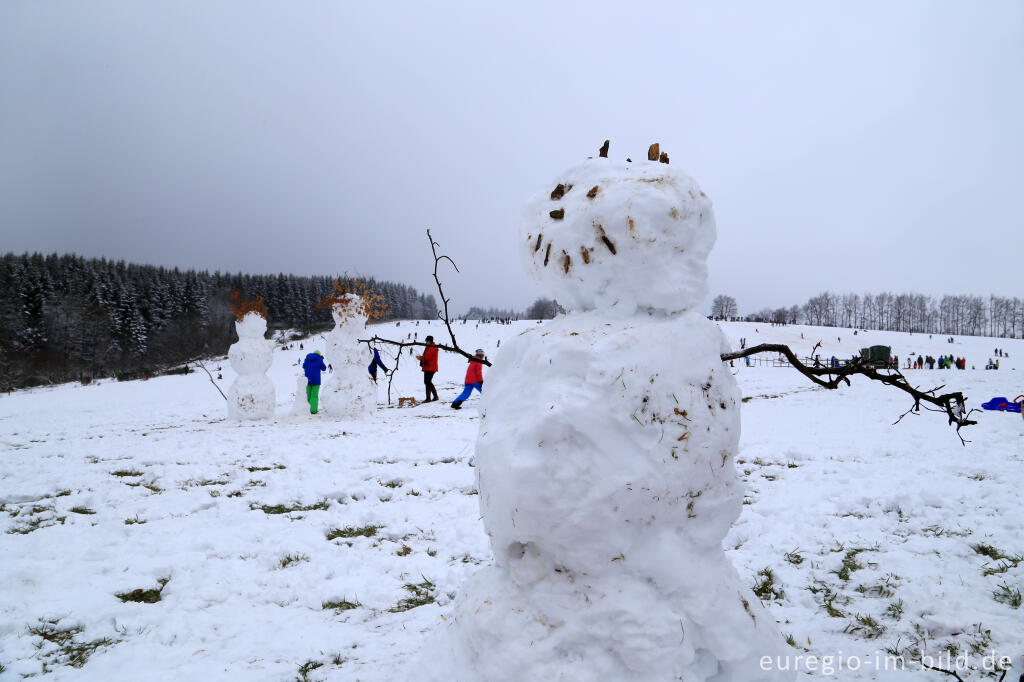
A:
332;294;369;326
521;156;716;315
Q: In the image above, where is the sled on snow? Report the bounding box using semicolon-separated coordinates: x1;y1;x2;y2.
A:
980;396;1023;413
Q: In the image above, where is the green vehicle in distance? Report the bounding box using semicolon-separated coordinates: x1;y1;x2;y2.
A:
859;345;892;369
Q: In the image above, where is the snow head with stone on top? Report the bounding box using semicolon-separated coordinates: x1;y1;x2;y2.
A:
418;147;793;681
227;312;275;420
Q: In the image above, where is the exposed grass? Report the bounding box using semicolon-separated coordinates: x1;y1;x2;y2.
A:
143;484;163;494
295;659;323;682
245;463;286;472
279;553;309;569
69;506;96;515
327;524;381;540
389;579;436;612
833;548;866;581
254;499;330;515
27;619;120;670
784;632;798;648
396;544;412;557
322;598;361;612
808;582;846;618
784;550;803;566
922;525;972;538
115;577;170;603
111;469;143;477
123;516;146;525
380;479;403;488
844;613;886;639
885;599;904;620
751;567;784;601
993;583;1022;609
971;542;1006;561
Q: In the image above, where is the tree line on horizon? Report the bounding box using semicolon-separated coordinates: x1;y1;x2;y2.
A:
0;253;565;390
712;291;1024;339
0;253;443;389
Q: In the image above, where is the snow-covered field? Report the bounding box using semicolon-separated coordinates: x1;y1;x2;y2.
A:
1;319;1022;681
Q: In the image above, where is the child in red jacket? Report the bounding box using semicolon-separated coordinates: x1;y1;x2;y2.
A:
451;349;486;409
416;336;440;402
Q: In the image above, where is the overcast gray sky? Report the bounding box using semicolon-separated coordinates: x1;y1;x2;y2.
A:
2;1;1022;316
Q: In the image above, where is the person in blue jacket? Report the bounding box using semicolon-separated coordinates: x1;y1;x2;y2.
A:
367;347;389;382
302;351;327;414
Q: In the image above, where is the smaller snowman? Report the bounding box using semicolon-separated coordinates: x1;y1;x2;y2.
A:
320;294;377;419
227;311;275;420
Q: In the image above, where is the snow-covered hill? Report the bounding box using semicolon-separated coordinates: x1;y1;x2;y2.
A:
1;319;1021;680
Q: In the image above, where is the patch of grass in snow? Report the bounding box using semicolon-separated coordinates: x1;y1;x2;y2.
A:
183;477;230;488
808;582;846;618
993;583;1022;608
884;599;904;620
407;489;421;496
55;489;72;497
856;573;900;599
123;515;146;525
69;506;96;515
245;463;286;472
115;577;169;603
143;483;163;494
295;659;323;682
833;548;869;581
27;618;120;670
844;613;886;639
110;469;143;477
327;524;381;540
982;557;1024;576
921;524;972;538
783;550;803;566
396;545;412;556
783;633;799;648
322;598;361;612
379;479;403;488
389;579;436;612
751;568;784;601
279;553;309;569
427;548;438;557
254;499;330;515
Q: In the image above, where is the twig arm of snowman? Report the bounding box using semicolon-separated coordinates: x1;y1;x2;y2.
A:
357;229;491;367
190;358;227;401
721;343;977;444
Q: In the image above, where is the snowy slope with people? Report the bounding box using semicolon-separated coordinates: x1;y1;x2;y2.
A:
0;319;1022;680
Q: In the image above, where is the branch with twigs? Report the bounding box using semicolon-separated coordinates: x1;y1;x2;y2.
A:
358;229;491;374
190;358;227;401
721;343;978;444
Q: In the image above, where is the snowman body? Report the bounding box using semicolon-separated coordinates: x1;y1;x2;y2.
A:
321;295;377;419
227;313;275;420
420;158;791;680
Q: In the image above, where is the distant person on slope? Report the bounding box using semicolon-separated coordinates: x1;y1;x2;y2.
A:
302;351;327;414
417;336;439;402
451;349;486;410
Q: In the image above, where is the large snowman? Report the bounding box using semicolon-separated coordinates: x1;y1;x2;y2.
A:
319;294;377;419
227;312;275;420
419;151;792;681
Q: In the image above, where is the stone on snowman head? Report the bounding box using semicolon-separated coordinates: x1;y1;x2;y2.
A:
521;157;715;315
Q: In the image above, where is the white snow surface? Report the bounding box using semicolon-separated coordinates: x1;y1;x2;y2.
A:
1;319;1023;681
522;158;715;315
226;313;275;421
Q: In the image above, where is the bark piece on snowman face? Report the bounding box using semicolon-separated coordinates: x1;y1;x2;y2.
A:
521;157;716;316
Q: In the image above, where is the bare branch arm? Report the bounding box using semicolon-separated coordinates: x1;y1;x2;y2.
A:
722;344;976;442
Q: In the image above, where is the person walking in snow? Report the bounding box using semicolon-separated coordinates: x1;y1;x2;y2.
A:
451;349;486;410
367;347;389;382
302;351;327;414
417;336;439;402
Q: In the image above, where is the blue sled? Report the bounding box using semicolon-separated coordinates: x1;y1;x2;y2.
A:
981;396;1022;413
